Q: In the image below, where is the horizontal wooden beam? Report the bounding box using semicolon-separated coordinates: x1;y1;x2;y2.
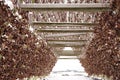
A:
47;39;87;42
50;44;85;47
32;22;98;26
37;29;93;33
55;51;81;56
49;43;86;47
56;53;79;56
54;49;81;52
20;3;110;11
48;42;86;45
45;33;87;38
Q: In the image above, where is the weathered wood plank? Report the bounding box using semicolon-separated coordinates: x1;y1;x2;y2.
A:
32;22;98;26
47;39;87;42
45;33;87;38
20;3;110;11
49;43;86;47
37;29;94;32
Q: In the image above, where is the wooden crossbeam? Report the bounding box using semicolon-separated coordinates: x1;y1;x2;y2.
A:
55;51;81;56
48;42;86;48
45;33;87;38
57;53;79;56
32;22;98;26
48;42;86;45
47;39;87;42
50;44;85;47
20;3;110;11
49;43;86;47
54;49;81;52
37;29;94;33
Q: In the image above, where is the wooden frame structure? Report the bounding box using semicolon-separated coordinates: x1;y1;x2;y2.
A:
19;2;110;57
32;22;98;26
20;3;110;11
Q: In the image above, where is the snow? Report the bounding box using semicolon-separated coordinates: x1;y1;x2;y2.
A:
52;59;85;72
43;59;91;80
45;75;92;80
4;0;14;9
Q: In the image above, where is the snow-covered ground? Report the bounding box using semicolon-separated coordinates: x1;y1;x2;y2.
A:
52;59;85;72
45;75;92;80
43;59;92;80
